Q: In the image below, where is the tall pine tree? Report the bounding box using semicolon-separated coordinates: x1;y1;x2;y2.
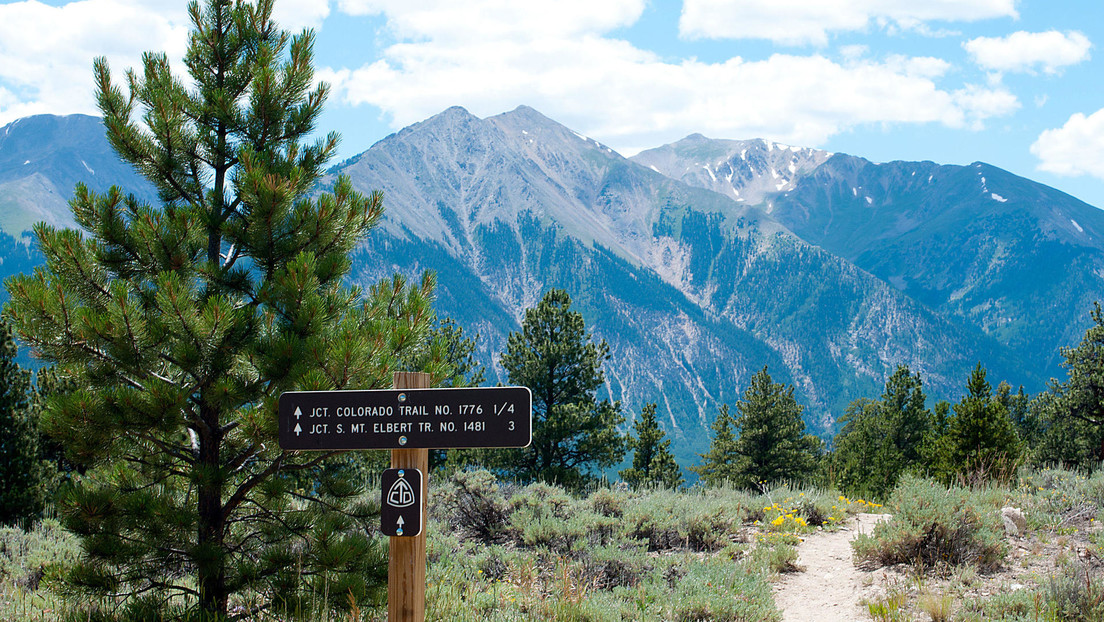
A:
729;367;820;491
831;366;932;500
498;289;625;489
1030;302;1104;468
935;364;1021;484
3;0;436;618
620;402;682;489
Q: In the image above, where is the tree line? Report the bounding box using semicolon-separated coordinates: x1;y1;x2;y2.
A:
12;281;1102;517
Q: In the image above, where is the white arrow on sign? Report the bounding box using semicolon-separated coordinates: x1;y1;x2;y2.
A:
397;516;405;527
294;407;302;419
294;423;303;436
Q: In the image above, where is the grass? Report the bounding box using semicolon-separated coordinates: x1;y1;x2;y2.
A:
852;474;1008;572
0;518;77;622
8;466;1104;620
850;468;1104;622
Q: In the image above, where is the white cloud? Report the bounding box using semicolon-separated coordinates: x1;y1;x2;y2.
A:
951;84;1020;129
326;3;1020;156
273;0;332;32
0;0;330;128
0;0;190;125
963;30;1092;75
1032;109;1104;179
339;0;644;41
679;0;1017;46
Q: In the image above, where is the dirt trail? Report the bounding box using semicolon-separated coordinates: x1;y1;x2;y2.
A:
773;513;891;622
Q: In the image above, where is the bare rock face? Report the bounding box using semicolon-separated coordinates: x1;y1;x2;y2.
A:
1001;506;1026;537
333;105;1036;451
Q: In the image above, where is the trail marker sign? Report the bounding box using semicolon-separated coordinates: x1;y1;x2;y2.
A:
277;374;533;622
278;386;531;450
381;468;423;537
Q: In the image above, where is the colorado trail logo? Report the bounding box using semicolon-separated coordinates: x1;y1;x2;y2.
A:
386;476;416;507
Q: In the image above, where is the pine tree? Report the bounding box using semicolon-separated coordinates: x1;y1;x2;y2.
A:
831;398;893;499
729;367;820;491
2;1;435;617
999;382;1037;449
620;402;682;489
498;289;625;489
692;404;742;487
404;317;485;388
403;317;485;471
1029;389;1097;469
831;366;932;500
0;320;44;526
1033;302;1104;466
936;364;1021;484
881;365;931;466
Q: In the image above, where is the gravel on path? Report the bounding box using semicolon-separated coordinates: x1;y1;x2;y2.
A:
773;513;891;622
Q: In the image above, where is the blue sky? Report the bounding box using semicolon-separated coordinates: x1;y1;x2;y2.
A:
2;0;1104;207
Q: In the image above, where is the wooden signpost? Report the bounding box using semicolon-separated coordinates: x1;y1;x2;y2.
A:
278;372;532;622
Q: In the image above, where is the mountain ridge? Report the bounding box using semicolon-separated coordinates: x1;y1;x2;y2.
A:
327;105;1038;454
0;106;1094;461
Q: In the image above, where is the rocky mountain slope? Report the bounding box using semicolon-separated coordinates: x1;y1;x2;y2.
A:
1;108;1088;463
639;140;1104;378
632;134;831;206
330;106;1029;460
0;114;155;235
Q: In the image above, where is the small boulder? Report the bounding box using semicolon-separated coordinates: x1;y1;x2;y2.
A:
1001;506;1026;537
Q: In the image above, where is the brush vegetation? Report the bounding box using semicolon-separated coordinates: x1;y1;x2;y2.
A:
7;468;1104;620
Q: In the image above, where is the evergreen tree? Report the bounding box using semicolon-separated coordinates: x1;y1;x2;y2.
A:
692;404;741;487
403;317;485;471
831;398;896;500
1031;302;1104;467
498;289;625;489
1029;389;1101;469
0;321;44;526
729;367;820;491
935;364;1021;484
881;365;931;466
831;366;932;500
413;317;485;388
3;1;435;617
999;382;1037;450
620;402;682;489
923;400;952;466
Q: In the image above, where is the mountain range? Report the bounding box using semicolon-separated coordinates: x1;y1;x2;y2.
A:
1;107;1101;464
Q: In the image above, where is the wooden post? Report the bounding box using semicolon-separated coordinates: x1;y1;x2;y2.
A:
389;372;429;622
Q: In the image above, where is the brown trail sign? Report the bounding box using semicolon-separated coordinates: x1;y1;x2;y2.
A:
278;373;532;622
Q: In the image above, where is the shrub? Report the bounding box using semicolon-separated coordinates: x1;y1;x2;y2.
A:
508;483;586;552
959;563;1104;622
623;489;740;552
509;482;575;520
513;513;587;553
587;487;628;518
667;558;781;621
852;475;1007;572
1044;563;1104;622
432;469;512;544
579;544;651;590
1020;467;1104;531
750;534;802;574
